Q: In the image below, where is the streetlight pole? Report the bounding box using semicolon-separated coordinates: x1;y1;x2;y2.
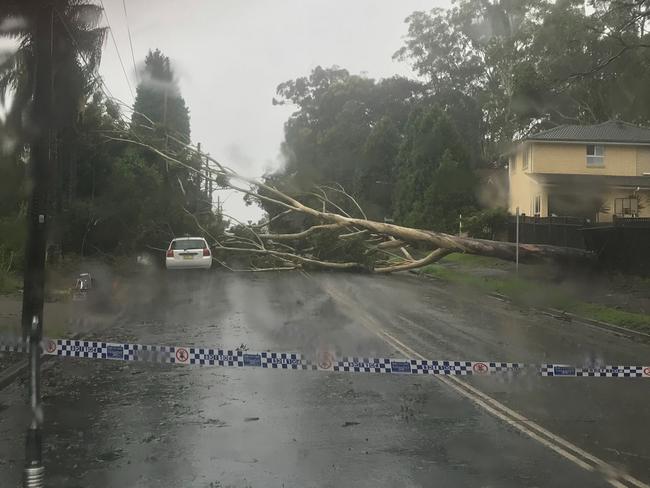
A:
21;3;53;486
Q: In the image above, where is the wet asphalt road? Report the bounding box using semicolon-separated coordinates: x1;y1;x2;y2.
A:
1;271;649;487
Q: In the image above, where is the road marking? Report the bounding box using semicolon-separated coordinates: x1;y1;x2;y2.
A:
319;281;649;488
379;328;647;488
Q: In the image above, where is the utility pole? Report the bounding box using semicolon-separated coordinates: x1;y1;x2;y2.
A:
21;2;53;487
207;154;213;196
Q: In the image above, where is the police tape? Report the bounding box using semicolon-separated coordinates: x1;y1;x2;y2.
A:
1;338;650;378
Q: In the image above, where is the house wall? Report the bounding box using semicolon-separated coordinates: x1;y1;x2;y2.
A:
508;150;547;216
531;142;638;176
638;147;650;175
509;142;650;218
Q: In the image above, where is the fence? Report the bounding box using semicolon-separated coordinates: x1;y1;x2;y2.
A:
582;219;650;275
505;215;650;275
507;216;588;249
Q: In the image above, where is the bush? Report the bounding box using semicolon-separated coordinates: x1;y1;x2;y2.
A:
464;208;509;240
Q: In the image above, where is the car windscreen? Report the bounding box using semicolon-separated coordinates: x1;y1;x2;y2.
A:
171;239;205;250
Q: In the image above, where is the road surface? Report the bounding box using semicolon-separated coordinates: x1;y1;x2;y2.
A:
1;271;649;487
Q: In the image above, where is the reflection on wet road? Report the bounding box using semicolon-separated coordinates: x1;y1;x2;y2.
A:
1;271;649;487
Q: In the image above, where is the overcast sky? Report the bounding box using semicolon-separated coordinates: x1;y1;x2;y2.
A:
99;0;448;221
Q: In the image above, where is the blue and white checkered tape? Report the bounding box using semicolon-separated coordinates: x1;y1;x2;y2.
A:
2;338;649;378
540;364;647;378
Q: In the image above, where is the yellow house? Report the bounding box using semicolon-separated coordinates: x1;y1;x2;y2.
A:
509;120;650;222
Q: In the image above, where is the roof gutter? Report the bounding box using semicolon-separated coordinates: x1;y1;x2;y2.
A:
526;139;650;146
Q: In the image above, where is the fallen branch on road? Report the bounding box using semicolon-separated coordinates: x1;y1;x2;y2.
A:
109;131;595;273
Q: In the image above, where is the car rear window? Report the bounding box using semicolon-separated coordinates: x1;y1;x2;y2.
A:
171;239;206;250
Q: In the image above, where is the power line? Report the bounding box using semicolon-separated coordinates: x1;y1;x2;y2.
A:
55;8;137;131
122;0;139;84
54;8;115;101
57;7;204;154
98;0;134;99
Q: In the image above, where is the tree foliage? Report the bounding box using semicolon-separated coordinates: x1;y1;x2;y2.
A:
0;8;223;261
132;49;191;144
396;0;650;159
393;105;476;231
272;66;424;222
262;1;650;237
268;66;482;232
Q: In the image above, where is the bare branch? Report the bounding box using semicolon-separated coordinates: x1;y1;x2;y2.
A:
249;209;293;229
319;183;368;219
258;223;345;240
375;248;453;273
338;229;369;239
389;236;414;261
244;266;298;272
310;190;353;218
116;134;595;271
374;239;407;250
212;246;366;270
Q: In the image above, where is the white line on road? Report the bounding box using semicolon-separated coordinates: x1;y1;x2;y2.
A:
319;281;649;488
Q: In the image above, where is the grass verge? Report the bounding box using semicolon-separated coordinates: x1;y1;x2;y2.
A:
420;256;650;333
0;270;21;295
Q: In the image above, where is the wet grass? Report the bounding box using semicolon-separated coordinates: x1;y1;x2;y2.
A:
420;254;650;333
0;270;20;295
570;303;650;331
0;319;71;338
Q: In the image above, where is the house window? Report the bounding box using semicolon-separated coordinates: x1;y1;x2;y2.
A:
522;146;529;170
614;197;638;217
532;195;541;216
586;144;604;167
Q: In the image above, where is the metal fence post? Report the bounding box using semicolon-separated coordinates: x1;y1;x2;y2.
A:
515;207;520;274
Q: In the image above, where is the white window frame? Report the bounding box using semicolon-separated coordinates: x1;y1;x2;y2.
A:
586;144;604;167
532;195;541;216
522;146;529;170
614;197;638;217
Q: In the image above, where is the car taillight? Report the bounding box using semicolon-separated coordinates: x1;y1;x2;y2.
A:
203;248;210;257
166;249;174;258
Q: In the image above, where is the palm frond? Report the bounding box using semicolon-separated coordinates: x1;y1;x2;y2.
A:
5;78;32;121
0;71;16;105
1;0;107;132
67;3;104;30
73;26;107;70
0;49;18;76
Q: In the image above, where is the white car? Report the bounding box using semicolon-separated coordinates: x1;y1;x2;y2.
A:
165;237;212;270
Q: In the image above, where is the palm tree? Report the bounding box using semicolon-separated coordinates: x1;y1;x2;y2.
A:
0;0;107;222
0;0;106;137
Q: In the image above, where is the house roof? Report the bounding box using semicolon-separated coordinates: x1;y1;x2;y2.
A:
527;120;650;144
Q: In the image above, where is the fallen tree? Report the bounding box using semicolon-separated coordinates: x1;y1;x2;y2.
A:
108;127;595;273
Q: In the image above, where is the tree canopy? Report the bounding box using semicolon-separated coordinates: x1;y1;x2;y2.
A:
1;0;648;275
396;0;650;159
132;49;191;144
263;0;650;234
0;6;222;266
